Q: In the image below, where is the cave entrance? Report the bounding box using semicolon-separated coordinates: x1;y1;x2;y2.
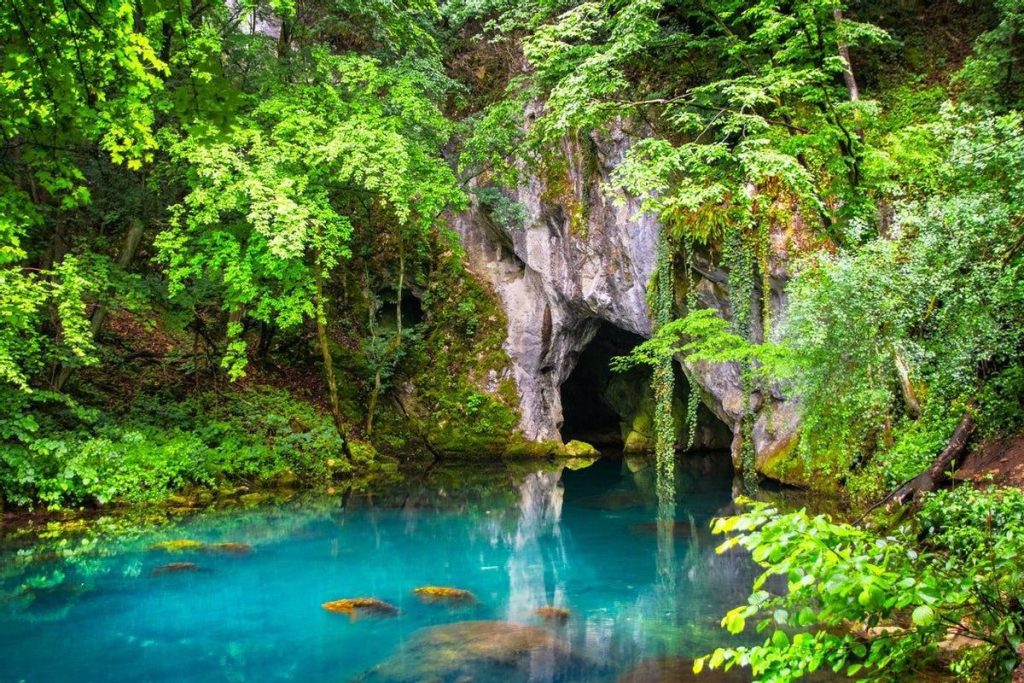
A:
560;323;643;448
559;321;732;453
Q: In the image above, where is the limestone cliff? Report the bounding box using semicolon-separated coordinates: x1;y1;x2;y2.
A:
451;121;801;473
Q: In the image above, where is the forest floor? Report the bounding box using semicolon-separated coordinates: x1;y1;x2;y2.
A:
955;435;1024;489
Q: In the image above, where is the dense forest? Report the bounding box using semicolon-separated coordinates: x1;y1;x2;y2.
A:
2;0;1024;680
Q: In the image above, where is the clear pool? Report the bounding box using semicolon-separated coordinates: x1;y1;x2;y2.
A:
0;454;776;682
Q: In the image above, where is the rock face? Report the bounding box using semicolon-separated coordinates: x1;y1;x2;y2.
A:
450;119;801;472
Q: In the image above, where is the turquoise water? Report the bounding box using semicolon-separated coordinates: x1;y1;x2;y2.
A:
0;455;771;682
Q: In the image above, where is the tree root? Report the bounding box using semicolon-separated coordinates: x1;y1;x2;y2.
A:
858;408;976;522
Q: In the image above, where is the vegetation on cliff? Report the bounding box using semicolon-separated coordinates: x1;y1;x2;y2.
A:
455;0;1024;678
0;0;524;509
2;1;1024;676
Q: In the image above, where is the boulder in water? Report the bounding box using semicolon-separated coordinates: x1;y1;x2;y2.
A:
151;562;199;576
564;440;599;457
412;586;477;605
209;542;251;555
360;620;595;683
147;539;205;553
534;606;571;623
628;521;695;536
322;597;399;620
581;492;644;510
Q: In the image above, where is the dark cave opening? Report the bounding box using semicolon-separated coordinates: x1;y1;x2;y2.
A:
559;321;733;453
559;323;643;448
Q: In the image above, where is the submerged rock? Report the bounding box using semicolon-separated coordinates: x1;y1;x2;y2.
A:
151;562;199;576
209;542;252;555
534;606;571;623
412;586;477;605
628;521;695;537
617;657;750;682
147;539;253;555
322;597;399;620
581;492;645;510
147;539;205;553
360;620;595;683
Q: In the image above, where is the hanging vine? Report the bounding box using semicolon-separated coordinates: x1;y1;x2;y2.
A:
653;228;676;508
683;240;701;450
723;224;759;494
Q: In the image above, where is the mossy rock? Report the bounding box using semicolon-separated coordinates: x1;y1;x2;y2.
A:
759;433;810;487
623;430;656;453
563;440;599;457
322;597;399;619
413;586;478;604
503;440;562;458
360;620;594;683
239;492;276;507
151;562;199;576
348;440;378;463
534;606;571;623
271;469;299;487
147;539;205;553
208;542;251;555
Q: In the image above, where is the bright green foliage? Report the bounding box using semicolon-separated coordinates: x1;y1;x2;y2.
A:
0;0;488;509
0;386;354;509
779;106;1024;495
158;50;463;377
493;0;889;239
0;0;169;391
700;490;1024;681
957;0;1024;108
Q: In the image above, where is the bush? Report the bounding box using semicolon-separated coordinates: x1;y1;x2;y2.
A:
700;490;1024;681
0;386;353;509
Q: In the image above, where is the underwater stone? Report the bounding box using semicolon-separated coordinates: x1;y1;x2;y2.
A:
360;620;595;683
534;606;571;623
627;521;695;537
322;597;399;619
147;539;205;553
412;586;478;604
208;542;252;555
151;562;199;576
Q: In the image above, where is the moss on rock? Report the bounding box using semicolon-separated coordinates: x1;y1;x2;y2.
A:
564;440;599;457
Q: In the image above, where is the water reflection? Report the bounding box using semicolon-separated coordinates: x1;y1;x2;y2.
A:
0;453;797;683
507;468;567;623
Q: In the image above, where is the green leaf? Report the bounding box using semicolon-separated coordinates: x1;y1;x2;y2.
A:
911;605;935;627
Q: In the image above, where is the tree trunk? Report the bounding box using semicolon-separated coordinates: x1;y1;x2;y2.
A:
54;217;145;391
315;262;352;458
395;239;404;341
891;409;976;504
894;352;922;419
834;9;860;103
366;371;381;435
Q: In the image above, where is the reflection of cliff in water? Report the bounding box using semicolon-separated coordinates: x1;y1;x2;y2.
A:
506;468;568;623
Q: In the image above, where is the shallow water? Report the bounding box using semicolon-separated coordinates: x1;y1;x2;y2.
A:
0;455;788;682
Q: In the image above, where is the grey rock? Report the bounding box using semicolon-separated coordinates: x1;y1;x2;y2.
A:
451;121;800;471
